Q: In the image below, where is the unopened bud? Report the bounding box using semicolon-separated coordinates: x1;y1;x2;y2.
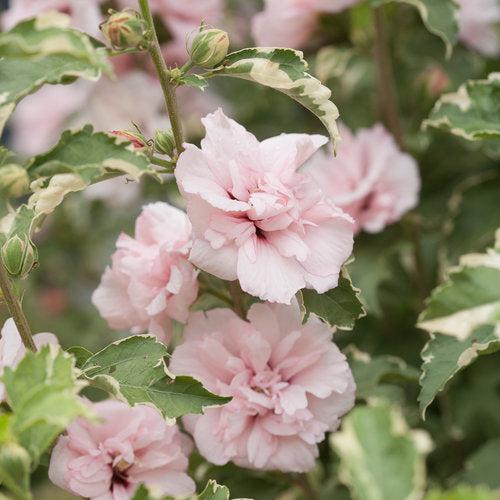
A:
1;235;37;278
0;164;29;198
100;9;146;50
189;28;229;69
110;130;147;150
154;130;175;156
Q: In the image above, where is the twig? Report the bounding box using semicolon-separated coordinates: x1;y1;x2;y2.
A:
0;261;36;351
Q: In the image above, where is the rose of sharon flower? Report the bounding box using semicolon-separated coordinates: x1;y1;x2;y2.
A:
92;202;198;343
49;400;195;499
304;124;420;234
457;0;500;57
252;0;360;48
170;301;356;472
0;318;59;401
175;109;354;304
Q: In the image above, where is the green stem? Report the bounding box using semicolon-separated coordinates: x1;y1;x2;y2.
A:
107;47;144;57
150;156;176;171
138;0;184;154
0;261;36;351
180;61;194;74
373;7;404;149
227;281;246;319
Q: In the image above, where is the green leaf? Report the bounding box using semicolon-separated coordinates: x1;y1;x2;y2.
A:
0;442;31;500
346;346;419;401
1;346;88;463
424;73;500;141
197;480;231;500
444;174;500;264
210;48;341;148
331;403;429;500
301;270;365;330
419;325;500;418
180;74;209;90
66;346;93;368
0;12;110;135
417;231;500;416
459;439;500;489
372;0;459;58
81;336;231;419
426;485;497;500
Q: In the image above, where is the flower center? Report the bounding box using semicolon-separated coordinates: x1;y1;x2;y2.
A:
250;369;284;395
111;459;131;488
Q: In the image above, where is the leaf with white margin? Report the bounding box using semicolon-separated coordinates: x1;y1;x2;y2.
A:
418;229;500;341
1;346;89;464
419;324;500;417
371;0;459;58
81;336;231;419
331;402;431;500
0;441;31;500
209;48;340;148
424;73;500;141
301;269;366;330
0;12;110;135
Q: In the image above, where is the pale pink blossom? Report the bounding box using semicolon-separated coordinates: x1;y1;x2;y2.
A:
175;109;354;304
92;202;198;343
170;301;355;472
304;124;420;234
1;0;104;38
252;0;360;48
0;318;59;401
49;400;195;499
457;0;500;56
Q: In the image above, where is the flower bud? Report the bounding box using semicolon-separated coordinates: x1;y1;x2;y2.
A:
110;130;147;150
154;130;175;157
100;9;146;50
189;28;229;69
0;164;29;198
1;235;37;278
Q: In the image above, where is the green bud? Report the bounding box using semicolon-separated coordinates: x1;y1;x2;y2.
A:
189;28;229;69
100;9;146;50
1;235;37;278
154;130;176;156
0;164;29;198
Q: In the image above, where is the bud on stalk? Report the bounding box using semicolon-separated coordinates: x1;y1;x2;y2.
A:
110;130;148;150
0;164;29;198
154;130;176;157
189;28;229;69
100;9;146;50
1;235;37;278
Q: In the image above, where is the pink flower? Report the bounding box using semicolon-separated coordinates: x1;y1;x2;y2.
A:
169;301;356;472
1;0;105;38
175;109;354;304
457;0;500;57
0;318;59;401
49;400;195;499
92;202;198;343
304;124;420;234
252;0;360;48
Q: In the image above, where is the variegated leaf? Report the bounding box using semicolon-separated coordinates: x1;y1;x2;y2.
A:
424;73;500;141
210;48;340;148
418;229;500;416
371;0;459;58
0;12;110;134
331;402;431;500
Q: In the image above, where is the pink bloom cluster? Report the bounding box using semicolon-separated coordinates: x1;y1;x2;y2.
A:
457;0;500;56
175;109;354;304
304;124;420;234
0;318;59;401
49;400;195;500
92;202;198;343
252;0;360;48
170;300;356;472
